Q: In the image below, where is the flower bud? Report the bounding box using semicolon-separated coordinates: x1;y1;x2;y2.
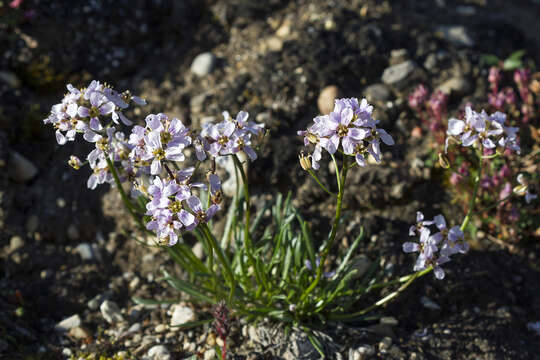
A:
68;155;82;170
299;152;311;171
438;153;450;169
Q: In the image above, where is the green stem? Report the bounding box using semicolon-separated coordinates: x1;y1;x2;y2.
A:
300;154;349;304
307;169;335;196
199;223;236;301
460;152;483;232
473;194;512;214
328;267;432;321
106;157;146;231
231;155;268;298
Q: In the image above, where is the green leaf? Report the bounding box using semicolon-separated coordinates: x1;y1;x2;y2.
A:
306;330;325;358
503;58;523;71
508;49;526;60
480;54;500;66
335;227;364;276
163;270;216;304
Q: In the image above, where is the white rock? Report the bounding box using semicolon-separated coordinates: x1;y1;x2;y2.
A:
170;305;196;328
100;300;124;324
349;345;375;360
204;349;216;360
146;345;171;360
436;25;474;47
55;314;81;332
190;52;217;77
8;151;38;183
9;236;24;252
75;242;102;261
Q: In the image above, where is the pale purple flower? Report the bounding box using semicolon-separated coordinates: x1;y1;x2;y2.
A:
187;196;219;225
77;91;115;130
409;211;434;236
298;97;393;169
445;107;519;153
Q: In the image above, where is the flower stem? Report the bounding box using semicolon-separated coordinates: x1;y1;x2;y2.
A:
328;267;432;321
460;151;483;232
199;223;236;301
106;157;147;231
300;154;349;304
231;155;269;298
307;169;335;196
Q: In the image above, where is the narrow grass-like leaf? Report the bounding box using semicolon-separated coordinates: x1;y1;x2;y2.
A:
306;330;325;358
163;271;216;304
335;227;364;277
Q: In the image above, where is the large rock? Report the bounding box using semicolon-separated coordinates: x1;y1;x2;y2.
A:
381;60;418;87
170;305;196;328
317;85;339;114
436;77;472;97
363;83;392;102
8;151;38;183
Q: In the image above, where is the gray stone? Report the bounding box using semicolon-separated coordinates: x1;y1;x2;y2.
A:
67;224;80;241
436;25;474;47
382;60;418;85
75;242;102;261
146;345;171;360
55;314;82;332
348;345;375;360
25;215;39;233
437;77;472;96
8;151;38;183
0;339;8;352
9;236;24;252
100;300;124;324
190;52;217;77
364;83;392;102
0;71;21;88
351;255;371;279
170;305;196;328
379;316;399;327
317;85;340;115
420;296;441;310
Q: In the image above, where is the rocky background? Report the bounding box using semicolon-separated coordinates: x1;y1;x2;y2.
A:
1;0;540;359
